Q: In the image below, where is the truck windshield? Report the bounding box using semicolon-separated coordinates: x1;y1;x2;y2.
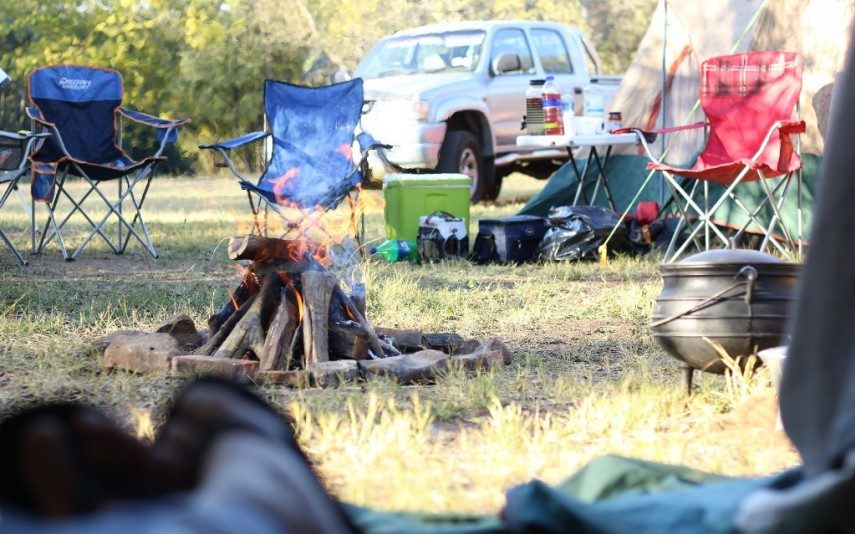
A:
356;30;485;78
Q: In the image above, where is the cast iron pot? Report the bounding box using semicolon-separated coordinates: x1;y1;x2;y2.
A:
651;249;800;383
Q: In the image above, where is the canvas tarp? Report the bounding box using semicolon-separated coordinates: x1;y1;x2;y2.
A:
520;0;852;237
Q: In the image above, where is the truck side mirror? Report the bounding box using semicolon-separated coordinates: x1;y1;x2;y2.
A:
491;53;522;76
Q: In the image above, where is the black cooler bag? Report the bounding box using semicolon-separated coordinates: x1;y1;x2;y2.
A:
472;215;548;263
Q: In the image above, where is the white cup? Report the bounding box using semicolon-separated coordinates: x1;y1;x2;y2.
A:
758;345;788;430
574;116;602;136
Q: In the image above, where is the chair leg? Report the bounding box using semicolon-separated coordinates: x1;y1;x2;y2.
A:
30;196;37;254
118;173;158;258
756;177;794;257
704;181;710;251
117;176;123;250
71;166;157;259
0;180;27;266
664;177;708;262
0;227;27;266
35;169;73;260
797;168;803;259
39;171;119;255
757;170;795;247
247;190;262;235
263;202;269;238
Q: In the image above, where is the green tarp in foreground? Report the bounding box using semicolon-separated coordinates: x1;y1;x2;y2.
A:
348;455;798;534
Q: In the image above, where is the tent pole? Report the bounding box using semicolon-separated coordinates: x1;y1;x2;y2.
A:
660;0;668;205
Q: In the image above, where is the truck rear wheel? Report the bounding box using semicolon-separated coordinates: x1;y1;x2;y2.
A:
437;130;485;202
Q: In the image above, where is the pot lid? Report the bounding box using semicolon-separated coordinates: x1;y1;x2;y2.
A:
678;249;784;264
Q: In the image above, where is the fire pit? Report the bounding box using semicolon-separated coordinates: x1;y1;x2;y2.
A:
651;249;800;392
99;234;510;386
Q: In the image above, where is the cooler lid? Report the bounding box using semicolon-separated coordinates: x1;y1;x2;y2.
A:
383;173;472;188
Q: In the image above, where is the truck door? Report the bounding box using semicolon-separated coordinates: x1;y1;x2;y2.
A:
486;28;536;153
529;28;588;114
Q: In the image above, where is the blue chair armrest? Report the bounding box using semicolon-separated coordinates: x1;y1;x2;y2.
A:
357;132;391;152
119;107;189;144
119;107;190;129
199;131;270;151
25;106;54;127
0;130;27;141
0;131;51;143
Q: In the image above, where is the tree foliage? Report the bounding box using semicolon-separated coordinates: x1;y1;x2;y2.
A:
0;0;656;172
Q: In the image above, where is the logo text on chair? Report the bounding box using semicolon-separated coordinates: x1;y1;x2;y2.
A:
57;78;91;90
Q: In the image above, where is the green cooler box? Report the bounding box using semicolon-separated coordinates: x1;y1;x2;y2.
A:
383;174;471;242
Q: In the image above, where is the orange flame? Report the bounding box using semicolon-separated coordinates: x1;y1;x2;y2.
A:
344;302;357;321
293;286;304;323
336;143;354;162
272;167;300;206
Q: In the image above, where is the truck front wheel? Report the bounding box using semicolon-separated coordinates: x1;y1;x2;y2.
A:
437;130;485;202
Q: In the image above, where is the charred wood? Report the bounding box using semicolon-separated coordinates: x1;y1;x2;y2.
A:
328;321;369;360
301;271;337;366
260;285;300;371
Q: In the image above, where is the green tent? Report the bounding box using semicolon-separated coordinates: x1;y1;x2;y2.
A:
518;154;822;241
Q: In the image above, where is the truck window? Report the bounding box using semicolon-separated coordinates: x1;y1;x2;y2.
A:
490;28;535;75
355;31;485;78
531;29;574;74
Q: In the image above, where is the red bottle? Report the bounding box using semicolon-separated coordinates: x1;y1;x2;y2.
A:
541;76;564;135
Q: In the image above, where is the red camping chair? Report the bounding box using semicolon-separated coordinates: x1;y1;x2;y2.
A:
631;51;805;262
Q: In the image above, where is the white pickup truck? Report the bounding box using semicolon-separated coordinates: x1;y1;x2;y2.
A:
355;20;621;201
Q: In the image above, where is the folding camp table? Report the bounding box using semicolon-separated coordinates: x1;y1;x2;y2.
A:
516;132;638;210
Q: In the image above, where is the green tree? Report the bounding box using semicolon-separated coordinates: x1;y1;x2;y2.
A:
582;0;657;73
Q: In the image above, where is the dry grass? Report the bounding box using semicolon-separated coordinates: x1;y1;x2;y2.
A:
0;172;800;515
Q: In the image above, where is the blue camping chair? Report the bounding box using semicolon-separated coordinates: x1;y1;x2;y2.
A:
200;78;389;243
26;65;189;260
0;130;49;266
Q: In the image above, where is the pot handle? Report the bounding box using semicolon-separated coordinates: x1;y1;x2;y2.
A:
735;265;758;304
652;266;758;328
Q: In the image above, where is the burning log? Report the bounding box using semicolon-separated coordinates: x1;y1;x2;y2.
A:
331;286;386;358
228;234;315;262
198;292;259;355
259;285;299;371
301;271;337;366
329;321;369;360
212;275;281;360
208;271;259;334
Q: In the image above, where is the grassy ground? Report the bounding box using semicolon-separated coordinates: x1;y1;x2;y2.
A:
0;173;799;515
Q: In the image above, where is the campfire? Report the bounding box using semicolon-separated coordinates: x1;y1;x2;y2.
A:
99;233;510;387
202;234;387;369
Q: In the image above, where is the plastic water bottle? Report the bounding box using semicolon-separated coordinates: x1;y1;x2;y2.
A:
583;79;606;118
370;240;417;262
541;76;564;135
561;93;575;137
